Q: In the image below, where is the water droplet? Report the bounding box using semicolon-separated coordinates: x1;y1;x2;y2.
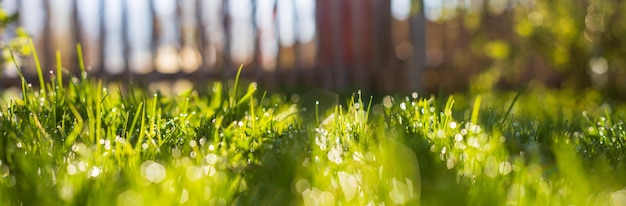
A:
77;161;87;172
400;102;407;110
499;161;512;175
468;137;480;148
180;189;189;204
447;159;455;169
60;184;75;200
172;148;181;158
383;96;393;108
0;165;9;177
449;122;457;129
389;178;411;204
140;161;166;183
455;134;464;142
295;179;310;194
437;130;445;138
67;164;77;175
90;166;101;177
338;172;358;201
117;190;144;206
327;146;343;164
507;184;526;200
186;166;203;181
205;154;218;165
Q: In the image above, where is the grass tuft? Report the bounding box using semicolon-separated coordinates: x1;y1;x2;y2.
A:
1;51;626;205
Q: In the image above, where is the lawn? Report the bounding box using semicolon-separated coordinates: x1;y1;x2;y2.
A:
1;60;626;205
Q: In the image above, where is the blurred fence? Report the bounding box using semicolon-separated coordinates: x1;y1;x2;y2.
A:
2;0;580;95
0;0;432;94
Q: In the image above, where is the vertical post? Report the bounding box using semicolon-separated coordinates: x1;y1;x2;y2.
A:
286;0;300;88
122;0;131;81
350;0;369;90
330;0;345;90
195;0;207;75
315;0;334;89
72;0;82;75
408;0;426;92
371;0;393;93
43;0;52;75
149;0;158;75
98;0;106;76
222;0;231;79
251;0;260;75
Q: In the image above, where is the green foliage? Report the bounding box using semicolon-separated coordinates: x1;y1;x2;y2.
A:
1;55;626;204
0;3;28;68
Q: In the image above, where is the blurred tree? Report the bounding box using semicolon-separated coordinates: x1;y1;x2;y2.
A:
449;0;626;97
0;1;28;70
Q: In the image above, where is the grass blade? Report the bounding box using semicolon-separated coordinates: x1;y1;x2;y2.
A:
499;84;527;126
29;38;46;95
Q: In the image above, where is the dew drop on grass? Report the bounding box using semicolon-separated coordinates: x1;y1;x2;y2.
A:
468;137;480;148
140;161;166;183
507;184;526;200
437;130;445;138
205;154;218;165
455;134;464;142
352;152;363;162
499;161;512;175
90;166;101;177
449;122;457;129
77;162;87;172
295;179;310;194
383;96;393;108
400;102;407;110
180;189;189;204
104;140;112;150
430;145;437;152
117;190;144;206
67;164;77;175
60;184;75;200
172;148;181;158
447;159;455;169
1;165;9;177
204;165;216;176
338;172;358;201
189;140;197;148
389;178;411;204
186;166;203;181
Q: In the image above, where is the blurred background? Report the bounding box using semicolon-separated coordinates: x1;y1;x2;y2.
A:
0;0;625;96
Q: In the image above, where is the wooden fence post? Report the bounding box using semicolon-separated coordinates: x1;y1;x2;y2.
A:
408;0;426;92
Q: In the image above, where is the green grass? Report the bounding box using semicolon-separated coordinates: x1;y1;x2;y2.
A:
1;56;626;205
